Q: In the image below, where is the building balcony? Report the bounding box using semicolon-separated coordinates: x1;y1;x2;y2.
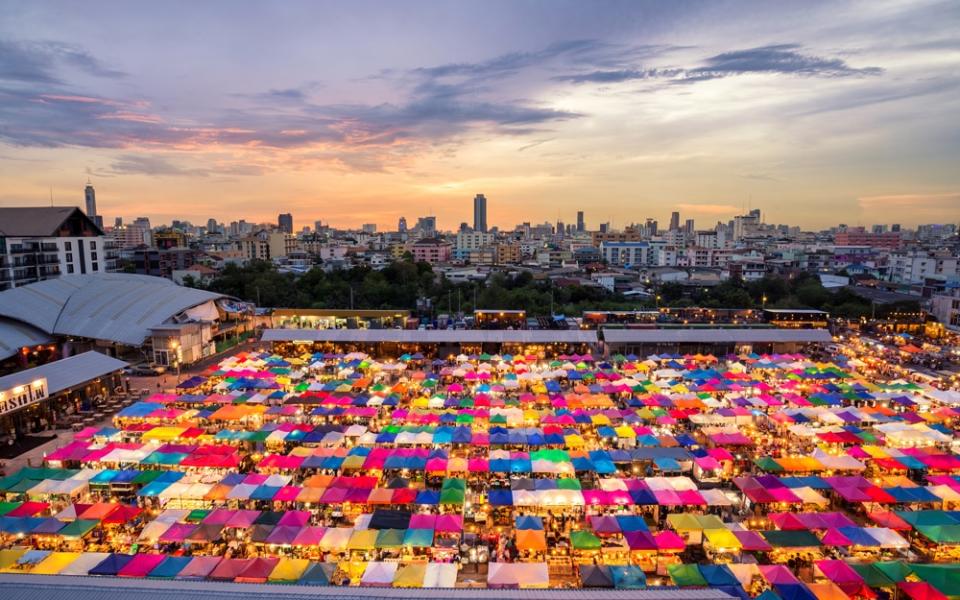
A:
8;243;39;254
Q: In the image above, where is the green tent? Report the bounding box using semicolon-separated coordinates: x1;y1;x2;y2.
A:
667;563;708;587
570;530;602;550
57;519;99;539
760;530;821;548
916;524;960;544
896;510;957;527
557;478;582;490
375;528;405;549
186;509;211;522
910;564;960;597
132;470;163;485
0;502;21;516
754;456;784;472
849;564;896;587
872;561;913;583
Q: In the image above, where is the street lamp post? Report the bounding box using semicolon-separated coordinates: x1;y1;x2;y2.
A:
170;340;181;383
762;295;768;309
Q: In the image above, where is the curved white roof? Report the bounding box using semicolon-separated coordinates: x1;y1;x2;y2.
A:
0;318;52;360
0;273;227;346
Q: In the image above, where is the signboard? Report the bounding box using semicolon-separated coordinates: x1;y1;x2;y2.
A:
0;377;49;416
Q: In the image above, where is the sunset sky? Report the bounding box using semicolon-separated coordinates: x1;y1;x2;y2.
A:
1;0;958;231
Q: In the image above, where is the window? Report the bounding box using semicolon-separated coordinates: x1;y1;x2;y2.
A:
66;264;74;274
66;253;73;262
91;252;98;261
90;241;97;249
92;262;99;271
64;241;72;251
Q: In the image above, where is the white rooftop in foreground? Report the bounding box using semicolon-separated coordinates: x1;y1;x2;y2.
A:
0;574;736;600
0;351;127;394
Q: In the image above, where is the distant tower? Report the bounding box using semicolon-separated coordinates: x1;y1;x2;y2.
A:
473;194;488;232
277;213;293;233
669;211;680;231
398;217;408;233
84;180;103;228
576;211;585;232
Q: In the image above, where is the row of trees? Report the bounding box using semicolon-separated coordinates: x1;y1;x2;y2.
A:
190;260;919;319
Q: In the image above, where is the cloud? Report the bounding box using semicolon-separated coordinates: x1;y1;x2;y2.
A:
412;39;661;81
687;44;883;80
108;153;268;177
675;203;741;215
0;39;125;84
553;68;680;84
857;193;960;217
555;44;882;85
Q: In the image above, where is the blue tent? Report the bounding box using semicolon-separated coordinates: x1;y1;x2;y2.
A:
89;553;133;576
148;555;192;578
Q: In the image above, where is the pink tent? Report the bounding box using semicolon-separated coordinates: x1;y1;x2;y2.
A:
292;526;327;546
159;522;197;542
410;514;437;529
175;556;222;579
815;559;874;598
759;565;800;585
435;514;463;532
118;554;166;577
277;510;311;526
654;530;685;550
225;510;260;528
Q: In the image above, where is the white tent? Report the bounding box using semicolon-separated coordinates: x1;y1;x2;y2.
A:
423;562;458;588
360;561;398;586
57;552;110;575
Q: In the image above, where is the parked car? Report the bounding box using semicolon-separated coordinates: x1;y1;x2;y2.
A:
123;363;166;376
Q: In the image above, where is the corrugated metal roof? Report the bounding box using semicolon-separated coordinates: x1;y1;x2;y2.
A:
601;328;832;344
0;575;735;600
0;273;227;346
0;351;127;395
0;318;52;360
262;328;598;344
0;206;94;237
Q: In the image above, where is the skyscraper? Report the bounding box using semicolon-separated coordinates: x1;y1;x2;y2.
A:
473;194;488;232
398;217;407;233
684;219;695;234
669;211;680;231
278;213;293;233
84;181;103;229
576;211;585;232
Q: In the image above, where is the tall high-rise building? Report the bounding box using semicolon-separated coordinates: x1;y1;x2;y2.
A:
416;216;437;238
669;211;680;231
576;211;585;232
277;213;293;233
398;217;407;233
684;219;695;234
645;218;658;237
84;181;103;229
473;194;488;232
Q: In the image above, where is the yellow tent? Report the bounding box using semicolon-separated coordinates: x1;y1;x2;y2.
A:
393;563;427;588
703;529;742;550
141;426;187;441
0;548;28;570
268;557;310;582
31;552;81;574
347;529;379;550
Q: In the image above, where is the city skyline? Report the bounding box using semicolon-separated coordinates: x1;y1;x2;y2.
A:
1;1;958;229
